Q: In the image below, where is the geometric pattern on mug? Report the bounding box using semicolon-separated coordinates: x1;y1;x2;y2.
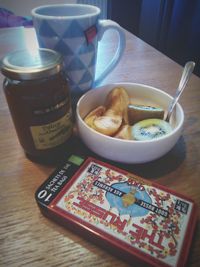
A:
36;18;98;95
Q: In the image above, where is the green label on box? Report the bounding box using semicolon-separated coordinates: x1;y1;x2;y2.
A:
68;155;85;166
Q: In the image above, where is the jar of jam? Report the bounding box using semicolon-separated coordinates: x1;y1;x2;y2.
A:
1;48;73;163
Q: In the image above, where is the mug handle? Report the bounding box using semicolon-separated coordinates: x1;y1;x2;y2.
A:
94;20;126;87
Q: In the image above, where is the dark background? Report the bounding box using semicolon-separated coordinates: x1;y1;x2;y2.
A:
108;0;200;77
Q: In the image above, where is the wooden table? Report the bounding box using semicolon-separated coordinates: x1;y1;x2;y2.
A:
0;27;199;267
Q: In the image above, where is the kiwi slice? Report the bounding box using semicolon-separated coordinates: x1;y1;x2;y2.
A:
131;118;172;141
128;104;164;124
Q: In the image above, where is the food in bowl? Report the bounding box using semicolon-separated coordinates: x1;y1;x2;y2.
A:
128;104;164;124
76;83;184;163
132;118;172;141
84;87;128;136
84;87;172;141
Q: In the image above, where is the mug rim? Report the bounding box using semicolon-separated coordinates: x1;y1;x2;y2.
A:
31;4;101;19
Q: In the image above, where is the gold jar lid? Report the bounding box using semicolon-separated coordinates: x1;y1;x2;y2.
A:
1;48;63;80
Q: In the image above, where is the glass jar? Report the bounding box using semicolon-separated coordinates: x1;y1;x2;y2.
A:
1;48;73;163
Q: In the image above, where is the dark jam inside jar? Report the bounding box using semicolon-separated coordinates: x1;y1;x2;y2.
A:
1;49;73;163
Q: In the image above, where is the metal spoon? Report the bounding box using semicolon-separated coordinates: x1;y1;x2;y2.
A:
165;61;195;122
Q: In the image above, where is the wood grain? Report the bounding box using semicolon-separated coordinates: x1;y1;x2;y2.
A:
0;28;199;267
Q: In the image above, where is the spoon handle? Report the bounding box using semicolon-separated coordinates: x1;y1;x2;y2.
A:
165;61;195;122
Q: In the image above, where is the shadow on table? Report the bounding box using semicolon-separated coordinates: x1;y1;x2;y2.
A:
116;136;186;179
70;135;186;180
30;134;186;181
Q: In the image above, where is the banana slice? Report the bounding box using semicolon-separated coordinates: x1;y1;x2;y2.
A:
84;106;106;129
114;125;132;140
128;104;164;124
93;115;122;136
105;87;129;124
84;87;130;136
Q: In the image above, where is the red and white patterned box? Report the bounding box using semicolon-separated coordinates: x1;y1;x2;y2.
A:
36;155;197;267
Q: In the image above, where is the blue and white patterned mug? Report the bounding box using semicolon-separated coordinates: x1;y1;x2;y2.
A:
31;4;125;101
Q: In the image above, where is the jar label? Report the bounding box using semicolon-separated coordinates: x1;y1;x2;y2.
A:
30;113;72;150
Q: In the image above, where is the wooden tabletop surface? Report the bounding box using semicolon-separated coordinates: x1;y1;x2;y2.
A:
0;27;199;267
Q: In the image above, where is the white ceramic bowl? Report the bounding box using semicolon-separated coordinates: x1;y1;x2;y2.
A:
76;83;184;164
